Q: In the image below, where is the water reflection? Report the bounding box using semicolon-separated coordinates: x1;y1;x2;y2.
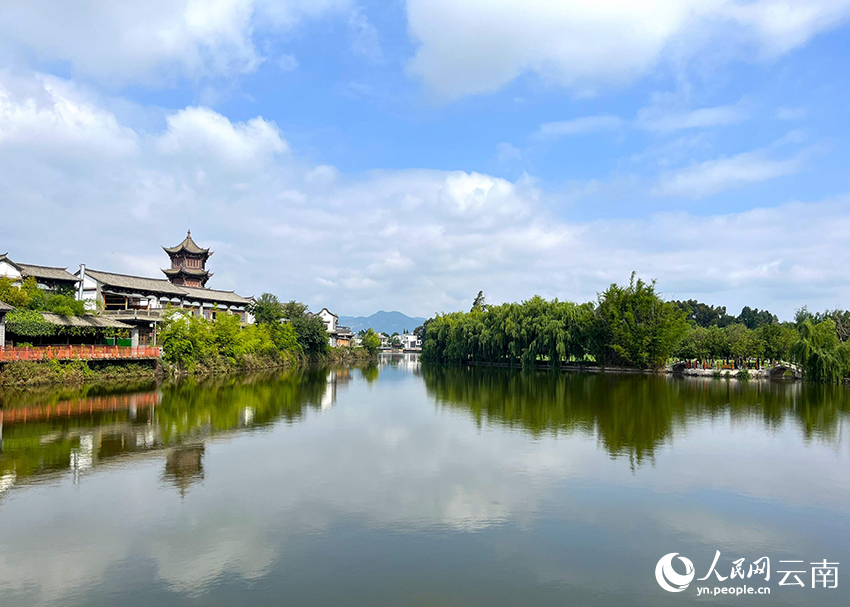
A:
0;367;345;497
0;361;848;607
424;365;850;465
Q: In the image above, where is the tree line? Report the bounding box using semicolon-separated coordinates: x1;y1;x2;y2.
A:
159;292;383;373
159;293;329;372
421;274;850;383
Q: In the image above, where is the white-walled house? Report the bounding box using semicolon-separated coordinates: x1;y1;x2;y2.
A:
401;333;422;351
0;254;79;292
315;308;338;333
310;308;354;347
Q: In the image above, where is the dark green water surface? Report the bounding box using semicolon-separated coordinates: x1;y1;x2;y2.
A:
1;355;848;606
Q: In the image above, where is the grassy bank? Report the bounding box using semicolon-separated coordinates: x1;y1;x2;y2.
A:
0;359;157;387
0;346;376;387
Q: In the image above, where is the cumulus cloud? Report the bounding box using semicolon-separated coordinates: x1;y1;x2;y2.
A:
0;0;351;85
1;72;849;320
157;106;288;168
406;0;850;100
0;71;138;158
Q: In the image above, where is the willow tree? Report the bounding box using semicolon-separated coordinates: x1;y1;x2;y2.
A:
792;319;850;383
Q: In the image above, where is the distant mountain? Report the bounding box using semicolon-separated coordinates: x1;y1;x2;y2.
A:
338;311;427;335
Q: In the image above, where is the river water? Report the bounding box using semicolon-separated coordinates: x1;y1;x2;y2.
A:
1;354;849;606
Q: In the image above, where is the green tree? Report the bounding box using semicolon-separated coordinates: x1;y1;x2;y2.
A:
249;293;284;325
792;319;850;383
281;300;309;321
471;290;487;312
291;315;328;356
591;273;688;369
360;328;381;355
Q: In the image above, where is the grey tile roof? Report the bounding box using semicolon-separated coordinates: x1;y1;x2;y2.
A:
41;312;133;329
0;299;14;312
0;254;78;283
18;263;79;283
84;269;251;306
180;286;251;306
85;269;186;296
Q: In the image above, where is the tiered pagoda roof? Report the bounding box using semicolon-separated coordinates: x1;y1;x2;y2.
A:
162;231;213;287
162;230;212;258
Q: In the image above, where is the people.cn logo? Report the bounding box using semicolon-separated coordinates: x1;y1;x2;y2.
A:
655;553;696;593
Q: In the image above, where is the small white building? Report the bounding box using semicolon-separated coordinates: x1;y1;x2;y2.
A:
401;333;422;351
314;308;338;333
310;308;354;347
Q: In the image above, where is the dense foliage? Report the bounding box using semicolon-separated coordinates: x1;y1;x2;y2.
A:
422;274;850;382
591;275;688;368
159;292;337;372
1;277;119;340
423;275;685;370
792;319;850;384
159;309;301;372
359;328;381;354
0;276;86;317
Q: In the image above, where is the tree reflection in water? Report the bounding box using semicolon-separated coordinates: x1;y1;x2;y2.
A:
0;367;350;494
422;365;850;467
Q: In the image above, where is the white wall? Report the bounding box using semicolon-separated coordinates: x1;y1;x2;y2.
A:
0;260;22;282
317;309;337;333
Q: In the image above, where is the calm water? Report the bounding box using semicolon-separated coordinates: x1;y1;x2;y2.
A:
1;355;849;606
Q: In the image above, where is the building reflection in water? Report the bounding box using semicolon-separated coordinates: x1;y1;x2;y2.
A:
0;369;337;498
163;444;205;498
319;368;353;410
379;352;421;373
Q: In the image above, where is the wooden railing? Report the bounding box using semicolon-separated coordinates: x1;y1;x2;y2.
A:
0;345;161;362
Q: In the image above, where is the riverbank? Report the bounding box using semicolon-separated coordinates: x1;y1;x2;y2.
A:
462;359;805;381
0;347;376;387
0;359;158;387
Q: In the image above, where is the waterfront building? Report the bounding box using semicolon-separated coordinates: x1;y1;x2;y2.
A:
0;254;79;292
75;233;253;345
401;333;422;351
309;307;355;347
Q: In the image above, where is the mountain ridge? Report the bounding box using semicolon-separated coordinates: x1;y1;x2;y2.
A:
338;310;426;335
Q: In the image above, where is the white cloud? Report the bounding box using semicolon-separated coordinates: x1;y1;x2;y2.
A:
497;142;522;163
534;115;623;140
535;100;747;143
777;106;807;120
406;0;850;100
277;54;299;72
2;72;850;320
157;106;288;168
0;1;351;85
653;147;806;198
636;102;748;132
0;72;138;158
348;8;382;60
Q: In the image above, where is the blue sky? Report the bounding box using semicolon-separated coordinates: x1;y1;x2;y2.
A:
1;1;850;319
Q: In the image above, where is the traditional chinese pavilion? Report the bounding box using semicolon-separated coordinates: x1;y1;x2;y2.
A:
162;230;213;288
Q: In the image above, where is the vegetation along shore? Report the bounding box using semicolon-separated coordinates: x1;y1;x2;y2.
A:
422;274;850;384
